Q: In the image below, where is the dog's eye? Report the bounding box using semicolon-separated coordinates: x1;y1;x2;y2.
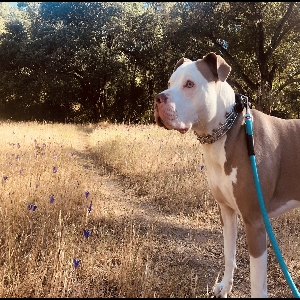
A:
185;80;194;88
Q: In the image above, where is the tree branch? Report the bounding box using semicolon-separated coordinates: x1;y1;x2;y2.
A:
275;75;300;95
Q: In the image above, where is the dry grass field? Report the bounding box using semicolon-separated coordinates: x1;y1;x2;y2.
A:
0;120;299;297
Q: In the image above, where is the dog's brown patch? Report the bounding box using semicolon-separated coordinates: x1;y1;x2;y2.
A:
197;52;231;82
196;59;217;83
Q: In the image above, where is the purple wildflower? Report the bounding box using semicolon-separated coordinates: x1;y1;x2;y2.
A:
73;259;81;269
49;195;55;203
3;176;8;181
85;191;90;199
52;166;57;173
83;229;91;239
28;204;37;211
200;165;204;170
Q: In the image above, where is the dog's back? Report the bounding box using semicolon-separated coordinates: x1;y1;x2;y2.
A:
224;109;300;221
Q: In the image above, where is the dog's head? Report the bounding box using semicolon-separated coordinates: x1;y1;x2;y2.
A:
154;52;232;134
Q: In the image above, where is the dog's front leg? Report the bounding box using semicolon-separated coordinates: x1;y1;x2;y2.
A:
214;204;237;298
244;221;267;298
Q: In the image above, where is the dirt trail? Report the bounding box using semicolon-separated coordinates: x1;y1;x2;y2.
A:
74;129;216;242
72;127;292;298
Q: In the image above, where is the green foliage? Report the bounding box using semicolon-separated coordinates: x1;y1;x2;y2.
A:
181;2;300;115
0;2;300;122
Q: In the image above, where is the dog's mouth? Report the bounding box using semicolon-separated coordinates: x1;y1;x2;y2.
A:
157;116;189;134
177;128;189;134
155;104;189;134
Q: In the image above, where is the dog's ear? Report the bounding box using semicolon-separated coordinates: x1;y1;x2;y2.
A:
173;57;191;73
202;52;231;82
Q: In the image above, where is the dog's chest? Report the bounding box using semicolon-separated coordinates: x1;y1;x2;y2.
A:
203;139;240;213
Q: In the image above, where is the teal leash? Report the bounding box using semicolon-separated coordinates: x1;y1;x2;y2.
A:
243;96;300;298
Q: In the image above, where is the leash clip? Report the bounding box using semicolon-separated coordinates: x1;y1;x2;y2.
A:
242;95;251;120
243;94;255;156
234;93;251;115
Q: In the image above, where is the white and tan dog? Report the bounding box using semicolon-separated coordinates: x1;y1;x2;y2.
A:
154;52;300;298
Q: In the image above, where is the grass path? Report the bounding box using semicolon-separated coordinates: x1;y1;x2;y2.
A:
72;124;296;298
71;126;249;297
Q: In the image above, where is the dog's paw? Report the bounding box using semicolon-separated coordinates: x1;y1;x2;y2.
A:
213;281;233;298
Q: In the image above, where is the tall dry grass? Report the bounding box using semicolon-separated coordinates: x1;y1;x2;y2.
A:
0;121;215;297
0;121;299;297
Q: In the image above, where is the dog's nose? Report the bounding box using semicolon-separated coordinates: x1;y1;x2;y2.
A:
155;93;167;104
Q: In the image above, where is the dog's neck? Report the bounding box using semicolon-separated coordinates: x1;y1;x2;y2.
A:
194;108;238;144
193;82;237;143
